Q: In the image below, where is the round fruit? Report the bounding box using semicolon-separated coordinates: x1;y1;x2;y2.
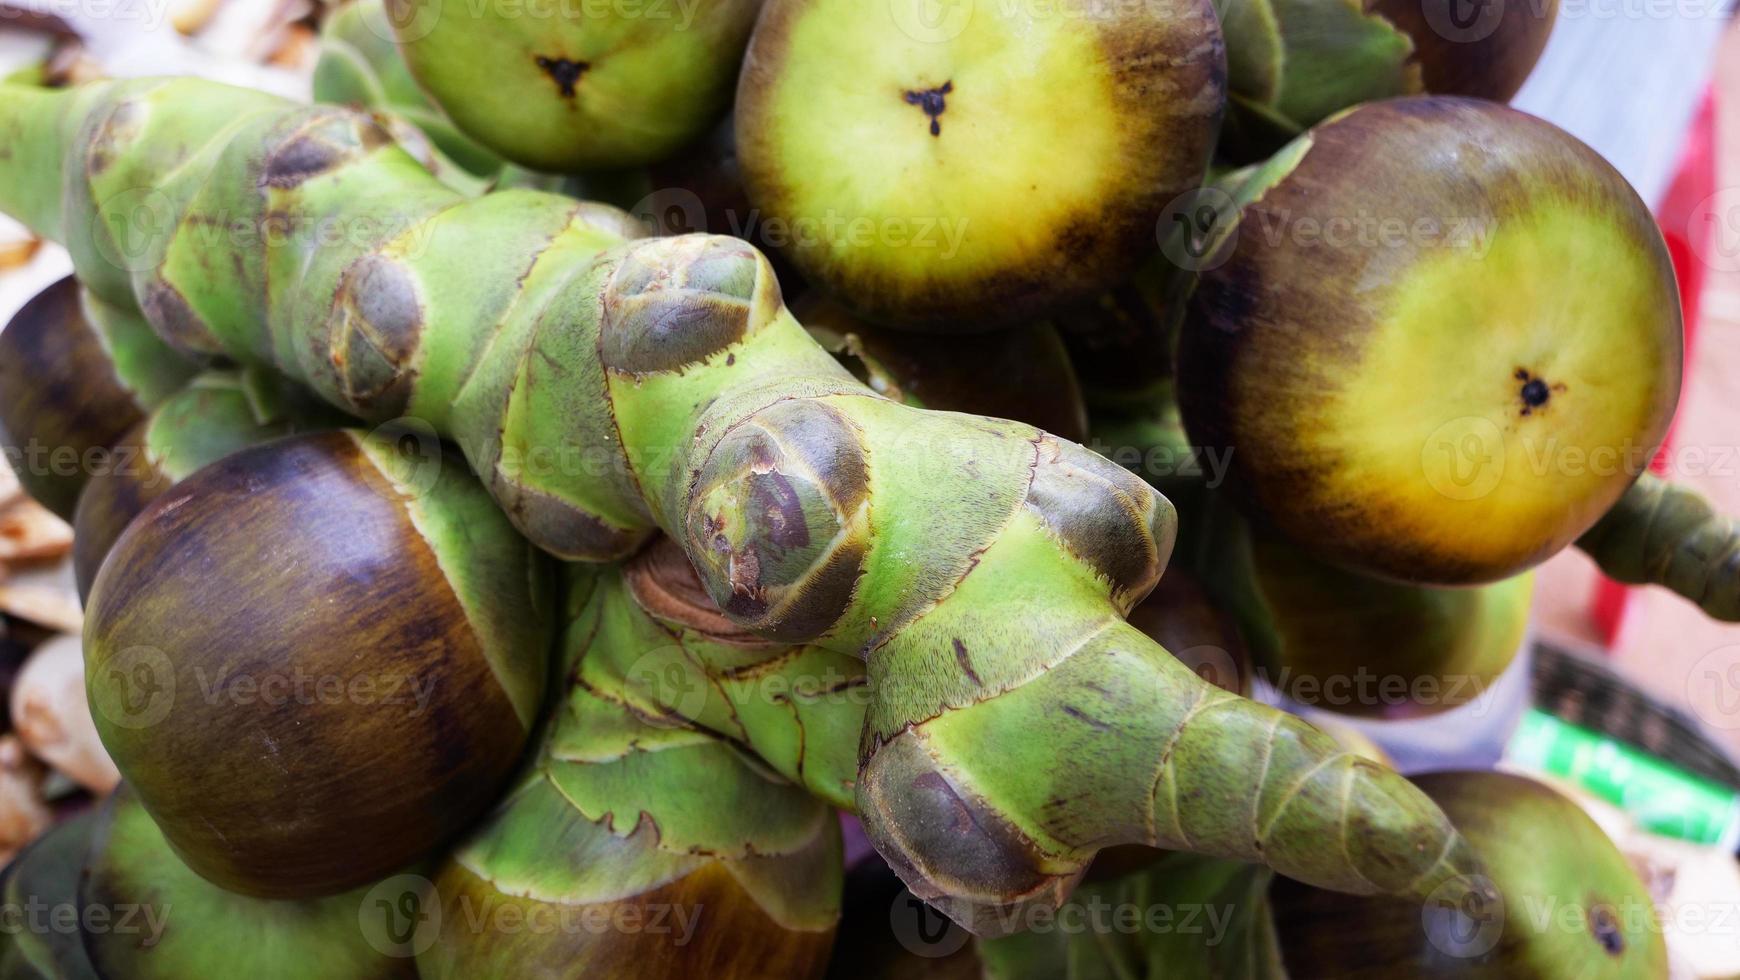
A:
736;0;1225;330
1179;97;1681;585
388;0;761;171
0;277;193;518
84;430;551;898
1271;771;1667;978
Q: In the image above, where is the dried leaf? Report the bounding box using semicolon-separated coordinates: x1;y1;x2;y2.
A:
0;562;82;633
11;635;118;794
0;736;52;854
0;500;74;563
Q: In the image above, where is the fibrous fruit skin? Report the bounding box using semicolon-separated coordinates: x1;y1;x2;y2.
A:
81;785;416;980
386;0;761;172
1270;771;1668;978
83;429;551;898
0;277;195;519
1179;97;1682;587
70;369;339;601
734;0;1226;330
417;566;841;980
1;78;1479;932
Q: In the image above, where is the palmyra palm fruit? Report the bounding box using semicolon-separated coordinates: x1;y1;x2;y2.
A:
314;0;503;180
1191;495;1532;719
1270;771;1666;978
976;851;1283;979
0;277;194;518
799;294;1090;441
1216;0;1557;160
82;429;551;898
735;0;1226;330
81;785;416;979
417;567;841;979
385;0;761;171
71;369;338;600
1179;97;1682;587
0;78;1480;931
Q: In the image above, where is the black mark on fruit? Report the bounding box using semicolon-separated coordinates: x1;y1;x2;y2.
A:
1514;368;1559;415
536;56;590;98
1589;903;1625;956
903;81;954;137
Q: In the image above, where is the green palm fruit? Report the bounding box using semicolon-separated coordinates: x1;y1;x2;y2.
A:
798;294;1090;442
0;78;1481;932
1578;471;1740;621
734;0;1226;330
385;0;761;172
1191;494;1532;719
70;369;340;601
977;851;1284;980
416;570;842;978
1269;770;1667;977
82;430;551;898
1178;97;1682;588
80;785;416;979
313;0;504;180
1216;0;1557;161
0;277;195;518
1;811;100;979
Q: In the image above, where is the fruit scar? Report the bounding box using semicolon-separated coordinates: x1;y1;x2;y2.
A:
0;78;1480;933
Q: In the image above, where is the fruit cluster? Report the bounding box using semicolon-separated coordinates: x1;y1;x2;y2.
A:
0;0;1718;974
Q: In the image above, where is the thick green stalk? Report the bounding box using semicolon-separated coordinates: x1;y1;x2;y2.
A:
419;567;841;978
1578;471;1740;621
0;78;1479;932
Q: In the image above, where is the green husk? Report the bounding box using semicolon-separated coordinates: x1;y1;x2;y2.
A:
417;567;842;978
0;78;1480;931
1578;471;1740;621
80;787;416;979
70;367;341;599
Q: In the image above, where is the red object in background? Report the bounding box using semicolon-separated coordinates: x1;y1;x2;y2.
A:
1593;88;1716;644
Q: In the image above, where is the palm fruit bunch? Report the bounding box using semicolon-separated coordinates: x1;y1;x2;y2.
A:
0;0;1724;975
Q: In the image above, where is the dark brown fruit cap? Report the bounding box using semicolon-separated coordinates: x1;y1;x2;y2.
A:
1372;0;1559;103
84;431;533;898
0;279;151;518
